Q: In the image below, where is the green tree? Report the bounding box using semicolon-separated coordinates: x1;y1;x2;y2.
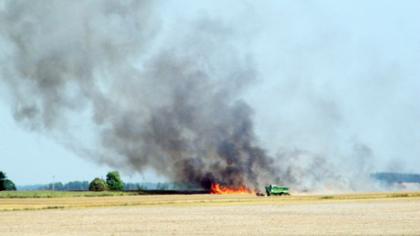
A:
106;171;124;191
2;179;16;191
0;171;16;191
89;178;108;192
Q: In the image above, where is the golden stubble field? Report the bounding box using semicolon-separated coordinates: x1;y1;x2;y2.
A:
1;192;420;235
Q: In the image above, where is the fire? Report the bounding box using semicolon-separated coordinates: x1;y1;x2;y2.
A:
210;183;255;194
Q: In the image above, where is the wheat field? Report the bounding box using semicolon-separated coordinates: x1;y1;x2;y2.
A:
1;192;420;235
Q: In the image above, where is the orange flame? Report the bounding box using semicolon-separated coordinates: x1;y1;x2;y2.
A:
210;183;255;194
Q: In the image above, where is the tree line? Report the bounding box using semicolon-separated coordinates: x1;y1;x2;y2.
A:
1;170;197;192
0;170;125;192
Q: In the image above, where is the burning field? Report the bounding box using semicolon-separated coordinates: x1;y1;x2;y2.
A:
1;0;408;194
1;1;420;234
210;183;255;194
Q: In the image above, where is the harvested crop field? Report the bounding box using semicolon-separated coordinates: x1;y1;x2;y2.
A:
1;192;420;235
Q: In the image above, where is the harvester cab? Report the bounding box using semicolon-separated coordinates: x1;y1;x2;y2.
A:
265;185;289;196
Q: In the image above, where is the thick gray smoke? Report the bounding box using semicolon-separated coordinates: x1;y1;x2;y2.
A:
2;1;418;192
0;0;279;190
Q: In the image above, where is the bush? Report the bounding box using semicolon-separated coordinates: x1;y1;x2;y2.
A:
89;178;108;192
106;171;124;191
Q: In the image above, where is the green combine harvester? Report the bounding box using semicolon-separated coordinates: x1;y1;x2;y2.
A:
265;185;289;196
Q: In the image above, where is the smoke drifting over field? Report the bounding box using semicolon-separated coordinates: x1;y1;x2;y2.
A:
0;0;279;190
1;1;419;191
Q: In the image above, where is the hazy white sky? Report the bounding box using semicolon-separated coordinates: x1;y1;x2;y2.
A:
1;0;419;185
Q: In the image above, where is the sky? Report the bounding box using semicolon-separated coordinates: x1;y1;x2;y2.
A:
1;0;419;186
